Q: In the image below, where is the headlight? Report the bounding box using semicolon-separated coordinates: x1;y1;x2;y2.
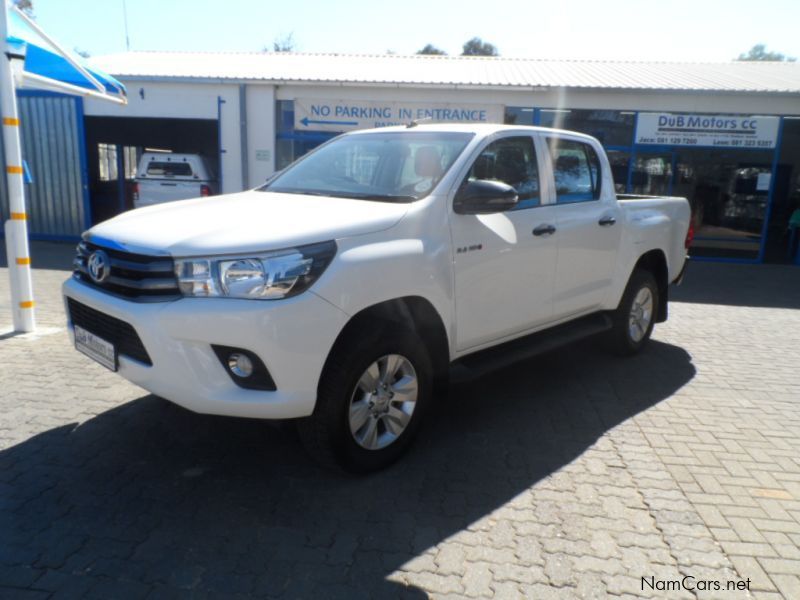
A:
174;240;336;300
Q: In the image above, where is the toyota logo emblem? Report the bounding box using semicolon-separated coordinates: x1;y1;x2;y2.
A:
87;250;110;284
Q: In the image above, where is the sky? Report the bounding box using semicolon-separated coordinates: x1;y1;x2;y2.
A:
27;0;800;62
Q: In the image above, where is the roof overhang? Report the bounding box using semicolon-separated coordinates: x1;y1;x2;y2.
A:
6;3;127;104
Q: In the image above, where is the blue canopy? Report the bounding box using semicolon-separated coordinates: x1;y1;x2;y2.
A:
7;7;126;102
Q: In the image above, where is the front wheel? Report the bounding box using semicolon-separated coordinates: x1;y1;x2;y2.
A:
606;269;659;356
297;326;433;472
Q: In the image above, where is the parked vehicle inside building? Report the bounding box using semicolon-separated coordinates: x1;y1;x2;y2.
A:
133;152;217;208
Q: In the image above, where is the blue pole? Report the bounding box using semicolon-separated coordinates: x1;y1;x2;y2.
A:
115;144;125;214
668;151;677;197
757;117;784;263
626;147;637;193
217;96;226;193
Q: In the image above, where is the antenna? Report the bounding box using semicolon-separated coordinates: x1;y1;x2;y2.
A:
122;0;131;51
406;117;432;128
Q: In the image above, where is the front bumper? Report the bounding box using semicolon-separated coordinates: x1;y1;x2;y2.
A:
63;277;349;419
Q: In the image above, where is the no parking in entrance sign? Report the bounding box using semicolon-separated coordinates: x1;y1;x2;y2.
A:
293;98;503;132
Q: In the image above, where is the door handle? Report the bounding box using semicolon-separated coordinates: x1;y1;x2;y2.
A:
533;224;556;236
598;216;617;226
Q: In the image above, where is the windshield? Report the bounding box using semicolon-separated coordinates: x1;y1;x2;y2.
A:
260;131;474;202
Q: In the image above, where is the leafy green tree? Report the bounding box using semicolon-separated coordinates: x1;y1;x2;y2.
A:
461;37;498;57
417;44;447;56
736;44;796;62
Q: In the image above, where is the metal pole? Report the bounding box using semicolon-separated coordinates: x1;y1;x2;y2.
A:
1;4;35;332
122;0;130;51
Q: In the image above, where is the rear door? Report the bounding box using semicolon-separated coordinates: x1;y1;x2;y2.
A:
450;133;559;351
544;136;622;318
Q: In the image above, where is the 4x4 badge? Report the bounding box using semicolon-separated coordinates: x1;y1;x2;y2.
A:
456;244;483;254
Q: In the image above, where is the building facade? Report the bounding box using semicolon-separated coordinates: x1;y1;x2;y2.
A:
3;52;800;263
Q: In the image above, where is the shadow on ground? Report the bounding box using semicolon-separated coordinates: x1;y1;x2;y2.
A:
672;260;800;309
1;338;695;598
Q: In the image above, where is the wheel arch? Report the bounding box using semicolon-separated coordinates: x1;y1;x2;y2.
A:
319;296;451;402
632;249;669;322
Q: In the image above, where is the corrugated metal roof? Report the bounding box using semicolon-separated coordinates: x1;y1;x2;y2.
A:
90;51;800;93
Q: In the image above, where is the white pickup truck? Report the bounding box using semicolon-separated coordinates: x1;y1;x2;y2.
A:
132;152;216;209
64;124;690;472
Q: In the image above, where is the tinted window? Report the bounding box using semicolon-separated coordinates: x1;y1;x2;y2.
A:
539;109;635;147
465;136;540;209
146;162;193;177
548;139;602;202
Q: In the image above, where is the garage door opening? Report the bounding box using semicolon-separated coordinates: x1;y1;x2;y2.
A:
84;116;219;224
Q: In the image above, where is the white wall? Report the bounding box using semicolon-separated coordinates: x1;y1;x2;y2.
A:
245;85;275;188
276;84;800;117
84;79;800;196
84;81;243;194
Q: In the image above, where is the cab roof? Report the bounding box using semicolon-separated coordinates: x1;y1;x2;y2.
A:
346;123;599;142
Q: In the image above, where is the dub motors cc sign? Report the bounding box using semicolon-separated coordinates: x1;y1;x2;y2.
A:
636;113;780;149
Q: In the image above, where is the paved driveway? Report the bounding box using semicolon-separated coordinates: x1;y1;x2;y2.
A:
1;243;799;599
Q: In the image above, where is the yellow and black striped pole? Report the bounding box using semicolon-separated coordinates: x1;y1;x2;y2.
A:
2;5;36;332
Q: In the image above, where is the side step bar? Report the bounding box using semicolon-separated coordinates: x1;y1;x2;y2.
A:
450;312;613;383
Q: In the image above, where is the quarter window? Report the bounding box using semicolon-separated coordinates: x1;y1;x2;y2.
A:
465;136;540;209
145;162;193;177
547;139;602;202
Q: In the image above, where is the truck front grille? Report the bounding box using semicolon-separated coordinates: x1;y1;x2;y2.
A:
67;298;152;365
73;241;180;302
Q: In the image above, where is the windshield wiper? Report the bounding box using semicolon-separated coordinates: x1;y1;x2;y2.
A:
335;192;417;202
263;188;417;202
264;188;330;196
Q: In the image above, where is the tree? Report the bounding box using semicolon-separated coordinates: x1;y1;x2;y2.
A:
417;44;447;56
736;44;796;62
461;37;498;57
269;33;296;53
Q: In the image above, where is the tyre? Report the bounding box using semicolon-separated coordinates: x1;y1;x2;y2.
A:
606;268;659;356
297;325;433;473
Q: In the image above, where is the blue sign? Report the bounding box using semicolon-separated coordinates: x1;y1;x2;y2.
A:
294;98;503;132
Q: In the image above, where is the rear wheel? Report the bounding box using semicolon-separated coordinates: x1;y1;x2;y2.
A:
606;269;658;356
297;325;433;472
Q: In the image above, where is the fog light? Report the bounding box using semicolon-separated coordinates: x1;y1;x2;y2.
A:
227;352;254;378
211;345;277;391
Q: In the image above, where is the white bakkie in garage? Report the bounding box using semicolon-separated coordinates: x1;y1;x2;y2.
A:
63;124;691;472
133;152;216;208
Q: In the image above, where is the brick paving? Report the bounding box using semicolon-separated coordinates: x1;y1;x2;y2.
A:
1;242;799;599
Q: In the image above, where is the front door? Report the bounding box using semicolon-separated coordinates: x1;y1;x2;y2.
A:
450;134;558;351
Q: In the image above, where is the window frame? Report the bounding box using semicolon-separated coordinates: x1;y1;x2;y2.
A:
456;133;546;212
544;136;604;204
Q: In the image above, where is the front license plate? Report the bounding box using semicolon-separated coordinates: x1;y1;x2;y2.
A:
74;325;117;371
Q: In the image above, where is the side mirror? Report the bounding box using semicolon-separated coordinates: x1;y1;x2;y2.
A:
454;180;519;215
